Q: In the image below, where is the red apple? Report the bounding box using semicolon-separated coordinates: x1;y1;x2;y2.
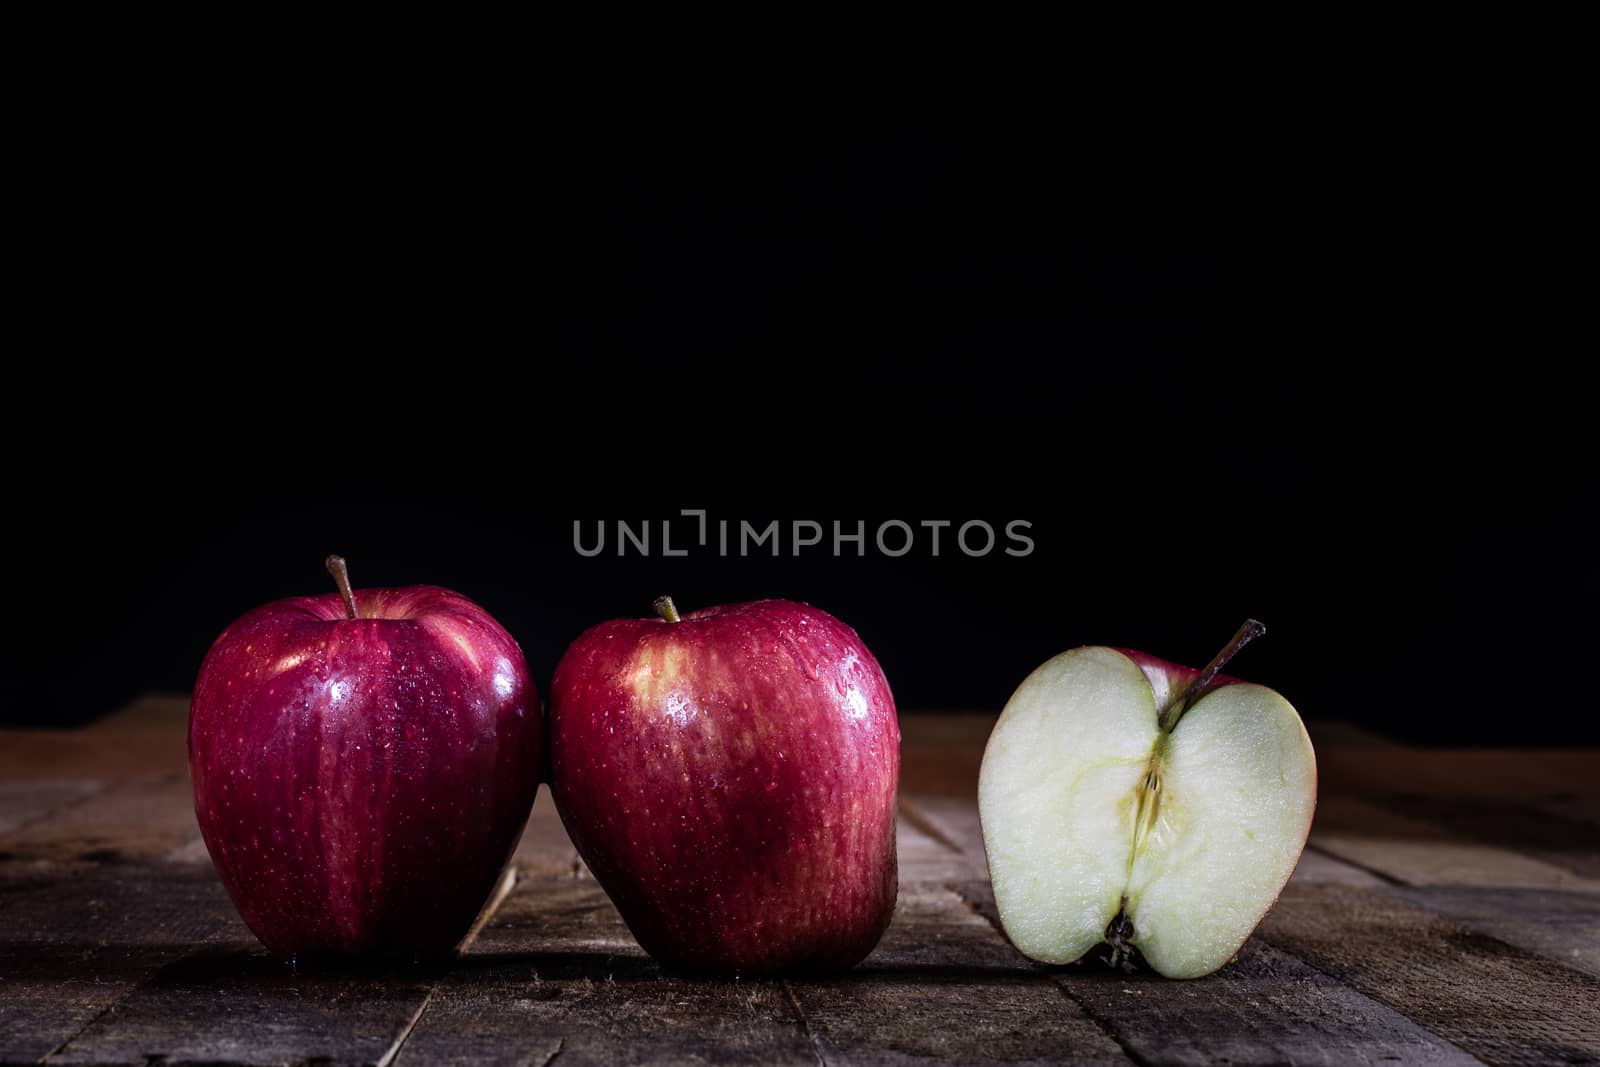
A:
548;596;900;975
189;556;539;959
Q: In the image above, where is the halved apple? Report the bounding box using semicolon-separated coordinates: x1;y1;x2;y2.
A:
978;622;1316;978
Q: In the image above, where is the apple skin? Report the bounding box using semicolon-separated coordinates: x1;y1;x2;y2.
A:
1114;648;1238;713
548;599;899;975
189;585;539;959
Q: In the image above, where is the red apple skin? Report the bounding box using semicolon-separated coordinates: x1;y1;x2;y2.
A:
189;585;539;959
549;599;900;975
1115;648;1242;710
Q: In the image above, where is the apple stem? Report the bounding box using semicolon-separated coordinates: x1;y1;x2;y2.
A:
1159;618;1266;731
653;595;682;623
325;555;360;620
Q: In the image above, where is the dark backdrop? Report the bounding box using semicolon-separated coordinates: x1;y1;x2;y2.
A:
8;106;1588;743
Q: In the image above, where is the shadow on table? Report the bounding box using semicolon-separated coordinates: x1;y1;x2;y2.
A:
59;942;1063;992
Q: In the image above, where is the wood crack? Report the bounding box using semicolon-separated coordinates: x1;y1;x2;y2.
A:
1049;981;1158;1067
461;866;520;951
943;880;1152;1067
1305;842;1409;887
380;865;520;1066
898;800;965;855
38;996;124;1063
0;780;109;839
376;989;433;1067
781;981;827;1067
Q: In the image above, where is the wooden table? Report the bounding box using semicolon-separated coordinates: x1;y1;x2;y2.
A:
2;698;1596;1066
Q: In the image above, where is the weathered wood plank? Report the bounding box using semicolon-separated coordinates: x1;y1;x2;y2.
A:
900;714;990;799
900;795;989;879
1290;847;1391;887
40;872;519;1067
0;773;198;869
0;780;102;837
1386;886;1600;979
403;880;1129;1066
1262;882;1600;1066
948;880;1487;1067
512;785;587;881
0;863;244;1063
1319;748;1600;805
1535;792;1600;829
86;692;190;736
790;886;1135;1066
48;948;437;1067
0;695;191;783
395;879;818;1066
4;701;1597;1066
1056;939;1485;1067
1310;796;1600;890
1381;795;1600;879
896;805;980;885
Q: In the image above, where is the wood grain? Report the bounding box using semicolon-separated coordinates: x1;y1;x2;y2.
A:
0;780;102;837
1056;939;1486;1067
0;773;198;870
900;795;989;879
790;886;1134;1066
396;879;817;1066
47;948;437;1067
1263;882;1600;1067
1;706;1596;1066
950;879;1487;1067
1318;747;1600;805
1310;796;1600;890
512;785;587;880
1387;886;1600;978
0;863;244;1062
0;694;190;783
1381;794;1600;880
39;874;517;1067
895;802;979;884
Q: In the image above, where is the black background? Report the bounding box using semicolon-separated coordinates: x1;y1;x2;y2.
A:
8;97;1590;743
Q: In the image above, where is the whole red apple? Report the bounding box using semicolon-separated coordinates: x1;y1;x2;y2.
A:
548;596;900;975
189;557;539;959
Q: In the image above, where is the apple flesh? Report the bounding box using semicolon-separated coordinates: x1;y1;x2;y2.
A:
978;626;1315;978
548;597;899;975
189;559;540;959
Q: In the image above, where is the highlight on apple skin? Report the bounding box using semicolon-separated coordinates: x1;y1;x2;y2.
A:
978;621;1316;978
189;557;541;959
548;596;900;976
